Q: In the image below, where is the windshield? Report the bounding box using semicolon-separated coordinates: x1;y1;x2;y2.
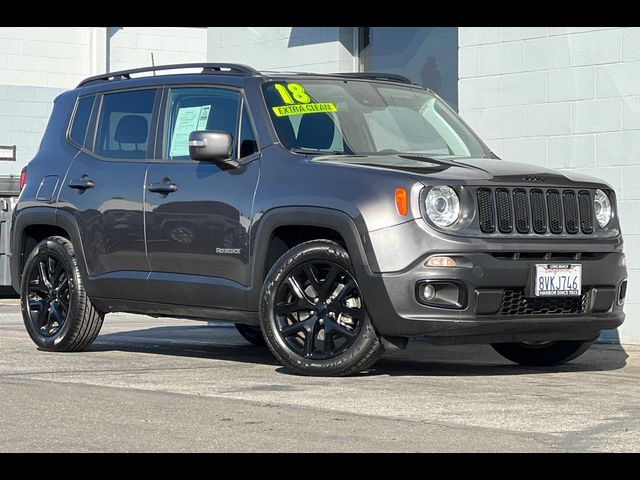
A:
262;79;490;158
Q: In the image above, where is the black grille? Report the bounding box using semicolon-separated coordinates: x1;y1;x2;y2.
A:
578;190;594;234
563;190;579;234
495;189;513;233
513;189;530;233
475;187;595;236
498;289;587;316
478;188;495;233
547;190;563;234
530;189;547;234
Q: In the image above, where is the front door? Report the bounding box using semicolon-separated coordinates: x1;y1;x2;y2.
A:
144;87;260;310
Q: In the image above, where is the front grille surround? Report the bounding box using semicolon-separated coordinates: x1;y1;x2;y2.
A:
476;186;597;237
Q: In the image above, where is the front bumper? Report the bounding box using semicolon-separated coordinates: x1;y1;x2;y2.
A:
359;249;627;343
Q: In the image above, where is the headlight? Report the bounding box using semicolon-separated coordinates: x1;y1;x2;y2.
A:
594;189;612;228
426;186;460;227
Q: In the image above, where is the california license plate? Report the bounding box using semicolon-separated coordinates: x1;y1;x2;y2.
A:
534;264;582;297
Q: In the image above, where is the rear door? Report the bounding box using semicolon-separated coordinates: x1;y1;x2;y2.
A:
58;88;159;301
144;86;260;310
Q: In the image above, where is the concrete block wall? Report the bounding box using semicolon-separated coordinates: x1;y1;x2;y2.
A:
0;27;207;175
458;27;640;341
109;27;207;72
207;27;355;73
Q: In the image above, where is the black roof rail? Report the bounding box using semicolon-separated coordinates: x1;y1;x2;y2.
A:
331;72;415;85
77;63;258;88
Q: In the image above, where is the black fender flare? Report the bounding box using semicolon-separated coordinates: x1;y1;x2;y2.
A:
10;207;91;294
246;206;378;310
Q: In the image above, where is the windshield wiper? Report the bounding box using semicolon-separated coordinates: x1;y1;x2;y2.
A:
290;148;347;155
369;150;439;163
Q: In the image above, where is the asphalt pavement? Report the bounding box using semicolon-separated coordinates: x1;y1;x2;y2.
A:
0;300;638;452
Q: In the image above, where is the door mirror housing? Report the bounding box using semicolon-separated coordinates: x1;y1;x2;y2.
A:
188;131;236;166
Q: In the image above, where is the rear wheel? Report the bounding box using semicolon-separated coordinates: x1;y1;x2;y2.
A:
21;236;104;352
260;240;383;376
491;340;593;366
235;323;266;346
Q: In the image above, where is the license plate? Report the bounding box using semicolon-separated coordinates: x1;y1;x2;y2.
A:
534;264;582;297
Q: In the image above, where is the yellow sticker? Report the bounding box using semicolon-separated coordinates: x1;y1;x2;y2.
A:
272;102;337;117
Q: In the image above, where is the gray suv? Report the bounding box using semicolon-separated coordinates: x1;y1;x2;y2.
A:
10;63;628;376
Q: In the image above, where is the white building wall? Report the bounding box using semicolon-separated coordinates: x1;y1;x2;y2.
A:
0;27;207;175
109;27;207;72
207;27;355;73
458;27;639;341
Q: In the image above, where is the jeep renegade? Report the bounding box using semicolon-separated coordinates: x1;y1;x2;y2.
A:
10;63;628;376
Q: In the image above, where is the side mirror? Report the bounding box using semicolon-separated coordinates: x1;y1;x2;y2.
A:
188;131;235;165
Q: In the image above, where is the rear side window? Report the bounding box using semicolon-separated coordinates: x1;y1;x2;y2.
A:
95;89;157;159
69;96;94;147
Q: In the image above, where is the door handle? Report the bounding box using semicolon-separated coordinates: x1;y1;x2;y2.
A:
148;179;178;194
68;176;95;191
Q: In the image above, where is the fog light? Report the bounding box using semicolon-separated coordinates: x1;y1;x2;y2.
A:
416;281;467;309
426;256;456;268
422;283;436;301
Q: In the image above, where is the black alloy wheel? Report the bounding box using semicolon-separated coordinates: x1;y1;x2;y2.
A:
273;260;365;360
21;236;104;352
26;253;71;338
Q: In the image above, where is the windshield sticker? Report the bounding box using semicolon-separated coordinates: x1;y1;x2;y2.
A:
169;105;211;157
273;102;337;117
275;83;311;104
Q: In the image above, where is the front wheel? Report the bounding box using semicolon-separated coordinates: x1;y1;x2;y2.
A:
260;240;383;377
491;340;593;366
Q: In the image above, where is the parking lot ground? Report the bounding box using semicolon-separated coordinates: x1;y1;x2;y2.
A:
0;301;638;452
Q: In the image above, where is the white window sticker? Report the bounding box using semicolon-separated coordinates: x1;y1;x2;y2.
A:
169;105;212;157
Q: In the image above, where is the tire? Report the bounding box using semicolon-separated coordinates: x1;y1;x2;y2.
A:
235;323;266;346
491;340;593;367
21;236;104;352
260;240;383;376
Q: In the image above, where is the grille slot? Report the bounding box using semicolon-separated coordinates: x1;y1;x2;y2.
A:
547;190;563;234
578;190;594;234
530;189;547;234
478;188;495;233
497;289;587;316
495;189;513;233
513;189;530;233
563;190;579;234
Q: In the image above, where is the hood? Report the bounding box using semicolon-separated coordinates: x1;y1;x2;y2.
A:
310;154;613;189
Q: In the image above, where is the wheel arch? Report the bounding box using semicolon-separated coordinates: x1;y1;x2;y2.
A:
11;207;90;293
247;206;377;311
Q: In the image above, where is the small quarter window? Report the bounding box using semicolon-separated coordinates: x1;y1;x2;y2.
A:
239;103;258;158
69;96;94;147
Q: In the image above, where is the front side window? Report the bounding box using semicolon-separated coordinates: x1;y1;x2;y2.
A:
95;89;157;159
164;87;240;161
262;79;488;159
69;96;94;147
